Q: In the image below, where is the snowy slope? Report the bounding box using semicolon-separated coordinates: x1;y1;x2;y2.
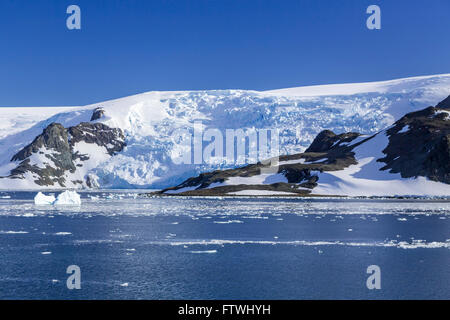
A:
160;126;450;197
0;73;450;190
0;106;81;139
311;131;450;196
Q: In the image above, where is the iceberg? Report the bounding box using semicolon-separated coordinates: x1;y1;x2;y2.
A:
34;192;56;205
53;190;82;206
34;191;81;205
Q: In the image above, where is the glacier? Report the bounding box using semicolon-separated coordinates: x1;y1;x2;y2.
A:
1;73;450;189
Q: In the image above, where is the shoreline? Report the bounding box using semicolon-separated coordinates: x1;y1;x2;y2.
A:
2;189;450;201
143;192;450;201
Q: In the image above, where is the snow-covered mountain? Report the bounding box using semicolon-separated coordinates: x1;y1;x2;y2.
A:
158;95;450;197
1;73;450;190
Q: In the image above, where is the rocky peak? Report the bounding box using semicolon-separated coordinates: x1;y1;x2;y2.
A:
90;107;105;121
380;96;450;183
68;122;125;155
305;130;360;153
435;95;450;109
11;123;69;162
7;121;126;187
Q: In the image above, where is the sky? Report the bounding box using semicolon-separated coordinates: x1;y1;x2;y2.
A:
0;0;449;106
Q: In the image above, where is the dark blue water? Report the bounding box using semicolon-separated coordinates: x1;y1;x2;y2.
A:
0;191;449;299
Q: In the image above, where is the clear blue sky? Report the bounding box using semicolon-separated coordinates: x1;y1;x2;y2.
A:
0;0;449;106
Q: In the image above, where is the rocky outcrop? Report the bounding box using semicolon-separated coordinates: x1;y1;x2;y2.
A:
9;123;76;186
6;121;125;187
379;99;450;183
11;123;71;162
435;95;450;109
68;122;125;155
90;107;105;121
305;130;360;153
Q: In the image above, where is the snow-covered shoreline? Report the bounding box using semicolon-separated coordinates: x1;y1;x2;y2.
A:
1;73;450;191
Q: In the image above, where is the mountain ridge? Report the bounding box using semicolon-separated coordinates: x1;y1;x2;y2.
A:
0;74;450;191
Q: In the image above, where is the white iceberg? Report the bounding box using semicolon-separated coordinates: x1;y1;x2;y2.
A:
34;192;56;205
53;190;81;206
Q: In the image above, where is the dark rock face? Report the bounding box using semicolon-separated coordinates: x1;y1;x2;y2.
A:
379;96;450;183
90;107;105;121
11;123;71;162
69;122;125;155
7;121;126;187
85;173;100;188
305;130;360;153
10;123;76;186
436;96;450;109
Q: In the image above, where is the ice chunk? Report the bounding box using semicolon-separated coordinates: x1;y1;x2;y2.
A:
34;192;56;205
54;190;81;206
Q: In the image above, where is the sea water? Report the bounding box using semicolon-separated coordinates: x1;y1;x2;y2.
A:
0;191;448;299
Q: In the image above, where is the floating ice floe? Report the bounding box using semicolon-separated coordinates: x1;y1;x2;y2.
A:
54;191;81;205
34;190;81;206
34;192;56;205
189;250;218;254
213;220;243;224
0;230;28;234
